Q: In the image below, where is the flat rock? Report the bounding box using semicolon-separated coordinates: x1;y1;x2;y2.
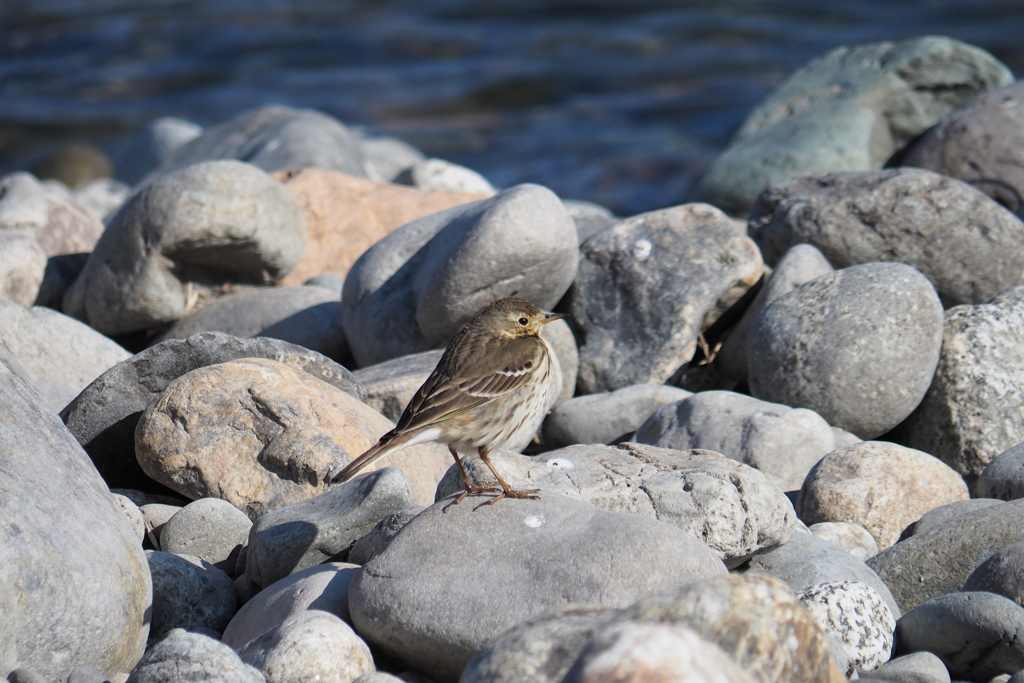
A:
159;498;253;574
348;493;726;682
748;261;944;438
64;159;306;335
61;332;363;493
796;580;895;674
237;610;374;683
809;521;879;561
798;441;968;550
246;467;414;588
275;169;487;287
866;498;1024;612
634;390;836;491
134;358;448;516
435;443;796;568
691;36;1013;215
975;441;1024;500
746;529;901;618
147;551;238;639
892;286;1024;481
125;630;264;683
542;384;692;448
0;299;131;410
342;183;579;366
901;81;1024;219
156;285;349;364
896;591;1024;681
963;540;1024;606
221;562;359;651
568;202;762;393
748;168;1024;305
0;343;150;681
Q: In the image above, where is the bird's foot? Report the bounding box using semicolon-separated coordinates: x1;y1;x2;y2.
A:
443;484;501;512
473;487;541;509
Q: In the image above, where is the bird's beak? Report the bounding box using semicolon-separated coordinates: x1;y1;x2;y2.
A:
541;312;568;324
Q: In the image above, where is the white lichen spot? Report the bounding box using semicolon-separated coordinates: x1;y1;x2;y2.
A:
524;515;547;528
545;458;575;469
632;238;652;261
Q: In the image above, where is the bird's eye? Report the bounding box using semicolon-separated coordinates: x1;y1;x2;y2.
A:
517;317;528;326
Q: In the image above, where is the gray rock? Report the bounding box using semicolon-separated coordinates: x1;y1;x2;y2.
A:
6;669;51;683
348;506;425;565
901;81;1024;220
748;261;944;438
977;441;1024;500
148;105;366;182
963;541;1024;607
352;675;405;683
221;562;359;650
66;666;108;683
139;503;182;548
0;171;105;256
434;443;796;568
352;349;445;422
0;299;131;410
160;498;253;575
342;184;578;366
634;390;835;492
748;168;1024;305
717;243;834;384
147;550;238;639
562;199;617;243
116;117;203;185
247;467;414;588
72;177;131;223
798;441;968;551
60;332;363;492
858;652;951;683
809;521;879;562
691;36;1013;215
893;286;1024;481
0;233;46;307
896;592;1024;681
125;630;264;683
542;384;692;448
112;493;147;544
538;317;579;407
906;499;1005;540
866;499;1024;612
357;132;426;184
156;285;349;364
237;610;374;683
348;493;726;682
0;343;150;681
394;158;496;196
64;159;306;336
796;580;895;673
568;202;763;393
747;529;901;618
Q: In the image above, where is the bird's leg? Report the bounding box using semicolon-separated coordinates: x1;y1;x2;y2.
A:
475;447;540;507
448;445;499;506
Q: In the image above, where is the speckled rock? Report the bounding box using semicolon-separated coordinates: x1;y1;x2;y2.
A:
797;580;895;674
64;160;306;335
893;286;1024;481
147;551;238;639
237;610;374;683
435;443;797;568
748;262;944;438
125;630;264;683
61;332;363;493
159;498;253;574
809;521;879;561
568;202;762;393
798;441;968;550
542;384;692;448
134;358;448;516
691;36;1013;215
221;562;359;651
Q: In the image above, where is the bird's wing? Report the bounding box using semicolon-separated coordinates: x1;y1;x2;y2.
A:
394;336;543;433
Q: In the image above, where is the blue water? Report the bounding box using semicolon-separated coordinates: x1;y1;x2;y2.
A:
2;0;1022;214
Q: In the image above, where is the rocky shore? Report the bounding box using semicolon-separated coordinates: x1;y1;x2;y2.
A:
4;34;1024;683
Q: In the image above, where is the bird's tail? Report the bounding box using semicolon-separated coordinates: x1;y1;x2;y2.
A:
330;430;403;484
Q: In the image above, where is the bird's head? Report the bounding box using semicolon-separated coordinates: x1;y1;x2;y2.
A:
477;297;567;339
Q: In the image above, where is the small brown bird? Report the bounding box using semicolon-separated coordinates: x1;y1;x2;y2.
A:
331;297;565;505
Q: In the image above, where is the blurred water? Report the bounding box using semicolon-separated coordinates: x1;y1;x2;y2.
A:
1;0;1022;214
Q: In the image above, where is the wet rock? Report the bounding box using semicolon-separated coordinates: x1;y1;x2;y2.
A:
147;551;238;639
342;183;578;366
435;443;796;568
748;168;1024;305
568;202;762;393
61;332;363;493
796;580;895;674
798;441;968;550
134;358;448;516
749;262;944;438
159;498;253;575
125;630;264;683
691;36;1013;215
64;160;306;335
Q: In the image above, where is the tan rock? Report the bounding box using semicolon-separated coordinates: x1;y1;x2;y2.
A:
275;169;487;286
798;441;969;550
135;358;450;518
